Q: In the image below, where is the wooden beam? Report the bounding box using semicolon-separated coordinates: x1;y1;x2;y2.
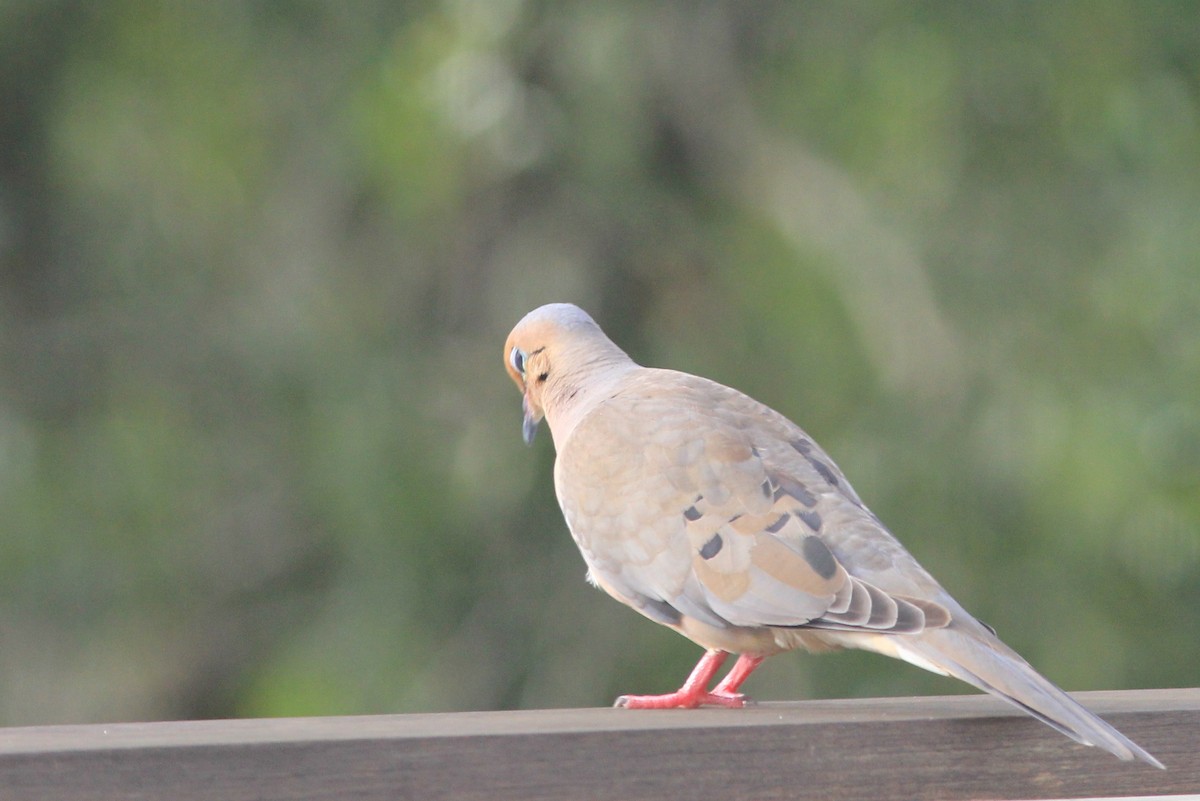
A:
0;689;1196;800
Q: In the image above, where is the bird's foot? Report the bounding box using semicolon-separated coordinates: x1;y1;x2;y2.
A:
614;689;751;709
613;651;764;709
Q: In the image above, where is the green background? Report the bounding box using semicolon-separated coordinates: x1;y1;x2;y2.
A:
1;1;1196;725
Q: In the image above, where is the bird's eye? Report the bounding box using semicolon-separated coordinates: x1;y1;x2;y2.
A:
509;347;526;375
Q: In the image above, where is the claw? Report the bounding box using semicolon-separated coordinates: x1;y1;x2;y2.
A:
612;651;766;710
615;690;749;709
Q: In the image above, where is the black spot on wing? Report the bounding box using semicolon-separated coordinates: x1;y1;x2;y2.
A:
764;513;790;534
807;457;840;487
699;533;724;560
772;475;817;507
683;505;702;521
760;479;772;498
798;510;822;532
786;439;841;488
801;535;838;579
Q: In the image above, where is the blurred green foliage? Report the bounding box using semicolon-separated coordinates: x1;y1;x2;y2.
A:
0;1;1197;725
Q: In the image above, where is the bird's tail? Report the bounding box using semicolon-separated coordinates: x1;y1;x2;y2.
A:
900;625;1163;768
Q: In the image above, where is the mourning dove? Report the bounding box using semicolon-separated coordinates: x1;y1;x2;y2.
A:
504;302;1162;767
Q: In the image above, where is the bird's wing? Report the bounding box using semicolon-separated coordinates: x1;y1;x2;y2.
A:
554;369;950;636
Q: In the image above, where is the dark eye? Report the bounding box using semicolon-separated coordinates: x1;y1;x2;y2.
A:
509;347;526;375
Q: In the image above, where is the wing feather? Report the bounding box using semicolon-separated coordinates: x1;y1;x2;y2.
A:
556;371;952;641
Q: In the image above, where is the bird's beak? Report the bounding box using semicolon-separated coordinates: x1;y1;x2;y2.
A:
521;394;542;445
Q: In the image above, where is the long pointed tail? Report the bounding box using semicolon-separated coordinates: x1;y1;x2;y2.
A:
902;626;1163;768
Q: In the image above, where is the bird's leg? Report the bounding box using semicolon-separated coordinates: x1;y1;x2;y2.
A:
709;653;765;702
615;649;753;709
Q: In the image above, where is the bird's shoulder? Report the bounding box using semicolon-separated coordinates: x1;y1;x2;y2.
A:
557;367;849;498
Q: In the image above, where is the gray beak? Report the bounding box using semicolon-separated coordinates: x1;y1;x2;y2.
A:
521;395;540;445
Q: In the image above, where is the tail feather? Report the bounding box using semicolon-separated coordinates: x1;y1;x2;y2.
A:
901;627;1163;768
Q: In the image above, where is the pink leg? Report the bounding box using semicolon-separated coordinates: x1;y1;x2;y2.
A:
614;649;731;709
614;650;764;709
710;653;765;700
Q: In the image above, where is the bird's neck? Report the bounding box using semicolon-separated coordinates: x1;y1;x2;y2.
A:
545;349;638;450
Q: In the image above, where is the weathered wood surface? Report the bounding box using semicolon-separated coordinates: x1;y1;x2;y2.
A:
0;688;1196;801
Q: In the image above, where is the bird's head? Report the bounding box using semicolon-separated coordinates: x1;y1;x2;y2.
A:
503;303;633;446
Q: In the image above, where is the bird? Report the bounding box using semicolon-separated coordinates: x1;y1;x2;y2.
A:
503;302;1162;767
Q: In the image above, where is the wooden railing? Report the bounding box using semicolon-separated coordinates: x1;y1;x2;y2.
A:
0;688;1196;800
